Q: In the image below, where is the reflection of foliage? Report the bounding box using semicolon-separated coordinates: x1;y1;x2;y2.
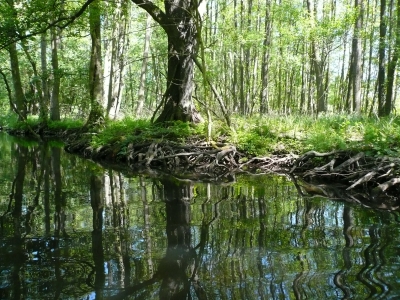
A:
0;133;400;298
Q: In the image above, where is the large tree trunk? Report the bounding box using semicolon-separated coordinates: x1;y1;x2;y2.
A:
132;0;203;124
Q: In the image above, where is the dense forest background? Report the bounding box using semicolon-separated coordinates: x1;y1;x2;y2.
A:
0;0;399;125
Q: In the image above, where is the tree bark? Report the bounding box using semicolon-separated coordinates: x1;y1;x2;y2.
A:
86;0;104;126
9;42;26;120
306;0;326;114
131;0;203;124
40;33;49;121
260;0;272;115
136;14;153;116
103;0;129;120
50;26;61;121
385;0;400;113
378;0;388;116
352;0;363;113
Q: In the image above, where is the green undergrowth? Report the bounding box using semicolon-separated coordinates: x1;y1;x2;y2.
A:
0;114;84;131
227;114;400;157
3;113;400;159
90;118;207;149
92;114;400;158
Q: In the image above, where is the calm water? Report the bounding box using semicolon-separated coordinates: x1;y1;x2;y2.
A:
0;132;400;299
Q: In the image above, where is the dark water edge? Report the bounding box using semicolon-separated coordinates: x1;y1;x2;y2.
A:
1;132;400;299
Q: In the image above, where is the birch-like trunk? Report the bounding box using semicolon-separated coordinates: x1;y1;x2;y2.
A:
103;0;129;119
352;0;364;113
136;14;153;116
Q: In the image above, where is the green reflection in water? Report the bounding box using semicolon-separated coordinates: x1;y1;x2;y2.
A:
0;132;399;299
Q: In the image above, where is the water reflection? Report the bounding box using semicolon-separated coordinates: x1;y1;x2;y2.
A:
0;133;400;299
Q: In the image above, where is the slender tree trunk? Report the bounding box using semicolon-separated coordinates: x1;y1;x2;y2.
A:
378;0;388;116
352;0;364;113
86;0;104;126
260;0;272;115
306;0;326;114
136;15;153;116
9;43;26;120
103;0;129;120
20;40;43;117
50;26;61;121
364;0;376;112
385;0;400;113
40;33;49;121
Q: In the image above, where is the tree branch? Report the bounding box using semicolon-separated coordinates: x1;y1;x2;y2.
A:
0;0;96;50
130;0;169;31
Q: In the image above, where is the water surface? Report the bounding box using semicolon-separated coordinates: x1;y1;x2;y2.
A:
0;132;400;299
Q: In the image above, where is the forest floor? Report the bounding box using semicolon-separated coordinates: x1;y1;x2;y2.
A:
5;114;400;211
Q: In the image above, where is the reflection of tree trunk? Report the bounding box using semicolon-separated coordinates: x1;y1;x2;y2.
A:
257;195;267;299
40;33;49;121
109;178;208;300
52;148;66;236
44;149;51;235
141;176;154;275
50;147;64;298
25;146;47;235
333;205;354;298
158;178;192;299
90;174;105;298
12;145;27;299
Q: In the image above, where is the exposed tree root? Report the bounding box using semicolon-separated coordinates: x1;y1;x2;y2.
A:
64;133;400;210
290;150;400;211
13;125;396;211
64;135;297;182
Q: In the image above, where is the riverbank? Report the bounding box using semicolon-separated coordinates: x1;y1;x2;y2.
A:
4;114;400;210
